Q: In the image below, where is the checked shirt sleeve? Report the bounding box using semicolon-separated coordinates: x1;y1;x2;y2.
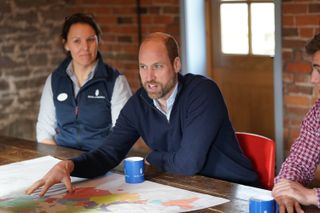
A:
275;99;320;207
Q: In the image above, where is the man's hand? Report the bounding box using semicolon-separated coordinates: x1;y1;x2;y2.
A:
272;179;317;206
144;158;150;166
40;139;56;145
274;195;304;213
144;152;151;166
25;160;74;197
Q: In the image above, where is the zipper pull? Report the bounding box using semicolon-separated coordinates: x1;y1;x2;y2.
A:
75;106;79;117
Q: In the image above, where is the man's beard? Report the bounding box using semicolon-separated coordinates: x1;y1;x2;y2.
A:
143;78;177;100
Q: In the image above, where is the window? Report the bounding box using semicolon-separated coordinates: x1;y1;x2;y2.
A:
220;0;274;56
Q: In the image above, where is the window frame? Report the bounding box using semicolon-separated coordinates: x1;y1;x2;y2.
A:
219;0;274;56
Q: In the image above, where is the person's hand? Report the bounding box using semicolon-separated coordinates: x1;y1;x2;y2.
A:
274;195;304;213
25;160;74;197
144;158;150;166
40;139;56;145
272;179;317;206
144;152;151;166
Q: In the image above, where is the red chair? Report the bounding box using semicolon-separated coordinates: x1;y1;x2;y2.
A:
236;132;275;190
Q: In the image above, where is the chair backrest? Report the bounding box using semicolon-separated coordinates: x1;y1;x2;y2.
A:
236;132;275;190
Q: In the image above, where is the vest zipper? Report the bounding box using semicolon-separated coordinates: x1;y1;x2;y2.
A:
74;105;81;149
75;106;79;118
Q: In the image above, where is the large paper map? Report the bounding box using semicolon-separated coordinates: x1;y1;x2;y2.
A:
0;156;229;212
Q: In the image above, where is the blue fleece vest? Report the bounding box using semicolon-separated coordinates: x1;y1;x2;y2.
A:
52;54;119;151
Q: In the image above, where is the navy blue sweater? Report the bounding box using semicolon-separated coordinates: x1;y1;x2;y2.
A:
72;73;260;186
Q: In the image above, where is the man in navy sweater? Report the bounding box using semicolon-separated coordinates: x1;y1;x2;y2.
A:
27;32;259;196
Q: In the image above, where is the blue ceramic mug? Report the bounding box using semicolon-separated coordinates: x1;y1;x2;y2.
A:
249;195;278;213
124;157;144;184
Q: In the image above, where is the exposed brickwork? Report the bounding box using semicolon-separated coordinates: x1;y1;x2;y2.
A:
282;0;320;156
0;0;66;140
0;0;179;152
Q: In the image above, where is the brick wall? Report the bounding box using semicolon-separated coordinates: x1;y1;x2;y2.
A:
282;0;320;154
66;0;180;91
0;0;67;140
0;0;180;148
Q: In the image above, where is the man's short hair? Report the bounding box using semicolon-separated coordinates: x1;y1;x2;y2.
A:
142;32;180;65
306;33;320;55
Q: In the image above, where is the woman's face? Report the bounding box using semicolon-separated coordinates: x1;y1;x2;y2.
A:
64;23;98;68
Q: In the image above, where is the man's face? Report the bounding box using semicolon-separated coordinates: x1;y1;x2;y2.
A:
138;40;181;100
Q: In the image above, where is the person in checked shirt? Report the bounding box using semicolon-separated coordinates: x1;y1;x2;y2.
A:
272;33;320;213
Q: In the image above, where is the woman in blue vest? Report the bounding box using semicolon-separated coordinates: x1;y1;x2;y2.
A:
36;13;132;151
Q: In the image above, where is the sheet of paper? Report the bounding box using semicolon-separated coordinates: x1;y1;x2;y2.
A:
0;170;229;212
0;156;85;198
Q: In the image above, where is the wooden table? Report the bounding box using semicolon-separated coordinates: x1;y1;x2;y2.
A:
0;135;318;212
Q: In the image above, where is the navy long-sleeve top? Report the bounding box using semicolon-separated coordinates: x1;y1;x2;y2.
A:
71;73;260;187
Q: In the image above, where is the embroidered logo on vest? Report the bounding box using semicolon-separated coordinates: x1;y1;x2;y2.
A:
57;93;68;102
88;89;106;99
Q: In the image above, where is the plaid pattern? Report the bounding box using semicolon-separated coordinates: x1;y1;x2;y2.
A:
275;99;320;208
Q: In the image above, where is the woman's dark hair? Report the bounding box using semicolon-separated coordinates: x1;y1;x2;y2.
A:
306;33;320;55
61;13;102;42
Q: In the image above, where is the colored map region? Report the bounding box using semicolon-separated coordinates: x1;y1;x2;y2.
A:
0;172;229;213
